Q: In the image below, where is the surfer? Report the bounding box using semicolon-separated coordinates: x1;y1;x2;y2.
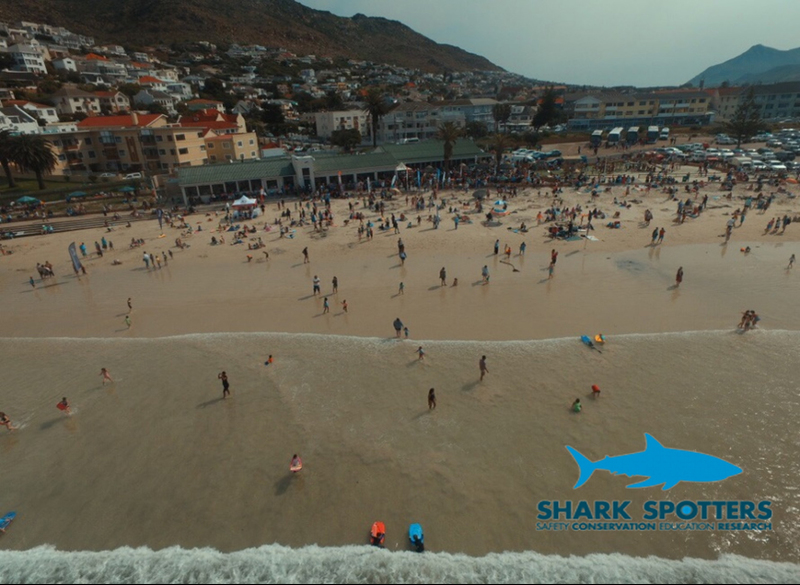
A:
0;412;17;431
218;371;230;399
100;368;113;385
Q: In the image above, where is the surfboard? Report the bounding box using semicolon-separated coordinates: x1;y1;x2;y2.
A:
290;459;303;473
580;335;593;346
408;523;424;552
0;511;16;533
56;402;67;411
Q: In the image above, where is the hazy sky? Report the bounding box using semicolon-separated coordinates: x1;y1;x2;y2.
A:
297;0;800;87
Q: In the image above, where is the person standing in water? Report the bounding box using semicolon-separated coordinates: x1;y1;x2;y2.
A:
100;368;113;385
0;412;17;431
789;254;796;269
218;371;230;399
428;388;436;410
417;346;425;361
58;397;71;415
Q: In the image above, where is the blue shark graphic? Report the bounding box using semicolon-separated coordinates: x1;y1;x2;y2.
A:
566;434;742;490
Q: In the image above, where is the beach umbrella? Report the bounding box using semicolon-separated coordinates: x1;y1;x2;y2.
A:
119;185;136;193
473;188;488;200
15;195;41;204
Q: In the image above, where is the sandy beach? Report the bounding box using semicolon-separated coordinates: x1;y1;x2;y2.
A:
1;165;799;567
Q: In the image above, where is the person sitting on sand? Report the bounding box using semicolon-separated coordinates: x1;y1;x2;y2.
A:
572;399;582;413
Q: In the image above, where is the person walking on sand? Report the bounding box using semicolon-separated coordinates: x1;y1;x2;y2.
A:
323;297;330;314
143;252;150;269
341;299;348;313
417;346;425;361
519;242;526;255
100;368;113;385
658;227;666;244
548;262;555;279
125;315;131;328
439;267;447;286
29;276;35;288
127;297;132;312
428;388;436;410
404;326;410;339
482;265;490;284
393;317;404;338
399;281;405;295
550;249;558;265
313;275;321;296
494;239;499;255
332;276;338;293
651;227;658;245
479;355;489;381
218;371;230;399
302;247;309;264
675;266;683;287
789;254;795;269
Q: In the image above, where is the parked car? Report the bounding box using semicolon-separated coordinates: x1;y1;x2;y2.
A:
123;172;143;180
767;160;787;171
774;151;796;161
543;149;562;158
752;160;767;170
99;172;117;178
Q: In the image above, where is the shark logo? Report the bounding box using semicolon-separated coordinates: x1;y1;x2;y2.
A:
566;434;742;490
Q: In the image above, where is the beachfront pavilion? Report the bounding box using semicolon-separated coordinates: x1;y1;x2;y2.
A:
176;140;489;204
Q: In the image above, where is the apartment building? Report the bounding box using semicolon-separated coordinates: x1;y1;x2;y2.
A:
51;86;102;116
568;90;712;130
314;109;369;139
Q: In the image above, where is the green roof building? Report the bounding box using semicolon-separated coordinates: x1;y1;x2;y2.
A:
177;140;488;202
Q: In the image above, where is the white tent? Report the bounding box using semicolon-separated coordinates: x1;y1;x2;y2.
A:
232;195;257;207
395;162;409;172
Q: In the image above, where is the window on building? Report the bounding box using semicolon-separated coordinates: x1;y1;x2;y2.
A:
170;149;175;155
159;149;166;155
208;143;214;149
156;135;163;142
85;137;92;145
178;148;188;155
237;141;243;147
88;151;95;158
223;142;230;149
118;150;126;157
115;137;122;143
200;145;206;151
225;155;232;160
176;134;185;141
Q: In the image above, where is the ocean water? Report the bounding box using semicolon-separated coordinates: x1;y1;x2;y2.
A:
0;331;799;582
0;546;799;584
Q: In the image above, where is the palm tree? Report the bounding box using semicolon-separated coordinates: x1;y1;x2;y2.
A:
436;121;462;171
492;103;512;133
488;133;513;172
363;88;388;147
0;130;16;188
11;135;58;190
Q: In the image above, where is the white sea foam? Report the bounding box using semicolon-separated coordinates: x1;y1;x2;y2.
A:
0;546;798;584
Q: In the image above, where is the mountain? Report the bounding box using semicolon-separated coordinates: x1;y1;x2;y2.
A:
688;44;800;87
0;0;501;73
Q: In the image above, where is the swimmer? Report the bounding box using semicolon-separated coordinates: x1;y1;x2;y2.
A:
100;368;113;385
572;398;582;413
0;412;17;431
